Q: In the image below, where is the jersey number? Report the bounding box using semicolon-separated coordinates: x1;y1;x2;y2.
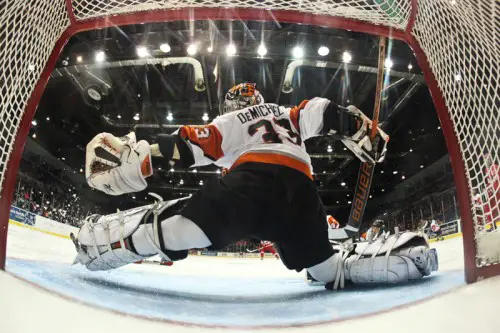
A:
196;128;211;139
248;118;301;145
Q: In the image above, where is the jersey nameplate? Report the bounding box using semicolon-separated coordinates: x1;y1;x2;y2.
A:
237;104;284;124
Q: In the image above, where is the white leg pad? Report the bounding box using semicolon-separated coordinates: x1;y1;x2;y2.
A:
72;197;190;271
345;255;423;284
323;231;438;288
85;247;144;271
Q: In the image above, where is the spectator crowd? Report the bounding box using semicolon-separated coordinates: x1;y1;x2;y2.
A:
11;174;101;227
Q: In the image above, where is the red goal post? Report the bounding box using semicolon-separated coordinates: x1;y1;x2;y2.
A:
0;0;497;283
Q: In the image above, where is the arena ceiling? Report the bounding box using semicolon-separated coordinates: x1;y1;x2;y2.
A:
26;19;448;221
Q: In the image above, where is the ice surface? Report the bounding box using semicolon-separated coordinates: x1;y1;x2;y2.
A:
6;223;466;327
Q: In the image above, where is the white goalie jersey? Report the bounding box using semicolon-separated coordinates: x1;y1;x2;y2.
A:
175;97;331;179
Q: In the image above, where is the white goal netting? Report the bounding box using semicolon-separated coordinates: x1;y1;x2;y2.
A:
0;0;498;279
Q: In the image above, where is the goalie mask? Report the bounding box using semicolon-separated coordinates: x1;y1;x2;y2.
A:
223;83;264;114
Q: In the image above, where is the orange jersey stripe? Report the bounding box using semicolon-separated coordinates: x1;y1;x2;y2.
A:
140;155;152;177
179;125;224;161
289;100;309;134
231;152;313;180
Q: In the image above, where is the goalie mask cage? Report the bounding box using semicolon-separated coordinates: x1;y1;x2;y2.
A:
0;0;497;283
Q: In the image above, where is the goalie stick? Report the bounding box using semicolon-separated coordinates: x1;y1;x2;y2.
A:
329;37;387;241
246;246;269;253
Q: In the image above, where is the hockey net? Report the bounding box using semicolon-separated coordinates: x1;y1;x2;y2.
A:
0;0;498;283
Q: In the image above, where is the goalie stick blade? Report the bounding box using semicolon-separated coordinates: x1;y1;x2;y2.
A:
346;162;375;232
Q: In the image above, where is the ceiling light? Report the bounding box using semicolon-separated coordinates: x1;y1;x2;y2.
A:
166;112;173;121
408;63;413;70
437;126;441;130
170;167;174;172
369;195;373;198
342;51;352;63
45;117;50;121
187;43;198;56
420;165;424;169
180;179;184;184
381;189;385;192
318;46;329;56
133;114;140;121
132;196;136;199
192;169;197;173
226;44;237;56
327;145;333;153
409;148;413;152
216;169;221;174
393;171;398;174
136;46;149;58
76;56;83;63
32;133;36;138
257;44;267;57
158;167;162;171
348;201;352;204
343;147;347;151
31;120;37;126
117;114;121;119
199;180;204;185
336;201;339;204
61;157;66;161
292;46;304;59
385;58;393;69
322;171;326;174
381;170;384;174
202;113;209;121
402;175;406;180
207;46;213;53
95;51;105;62
160;43;171;53
341;182;346;186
